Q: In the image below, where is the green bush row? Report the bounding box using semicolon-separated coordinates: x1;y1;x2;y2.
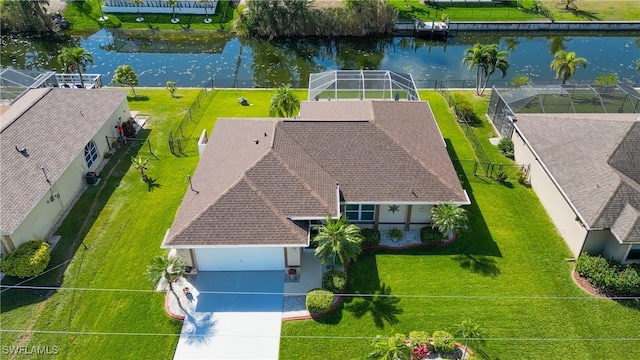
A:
575;253;640;296
306;289;335;314
451;93;480;126
0;240;51;278
322;269;347;293
360;228;380;247
431;330;457;354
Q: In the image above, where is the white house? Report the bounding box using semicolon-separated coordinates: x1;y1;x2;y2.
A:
161;100;469;274
511;113;640;263
0;88;131;254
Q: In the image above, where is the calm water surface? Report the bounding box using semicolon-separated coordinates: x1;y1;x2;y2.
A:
2;29;638;87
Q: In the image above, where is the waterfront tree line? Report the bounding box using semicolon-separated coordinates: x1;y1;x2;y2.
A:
236;0;397;39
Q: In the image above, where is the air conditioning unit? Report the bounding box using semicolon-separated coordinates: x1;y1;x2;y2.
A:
85;172;98;185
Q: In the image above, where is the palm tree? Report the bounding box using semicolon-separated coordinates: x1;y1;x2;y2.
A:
462;43;509;96
166;0;179;23
197;0;214;23
431;203;468;239
456;319;485;358
57;47;94;87
550;50;588;85
131;0;144;22
636;58;640;73
131;156;149;181
368;334;411;360
145;254;187;291
269;84;300;118
313;215;363;267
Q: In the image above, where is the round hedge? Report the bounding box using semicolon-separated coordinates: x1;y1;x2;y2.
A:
0;240;50;278
431;330;456;354
305;289;334;314
322;269;347;293
360;228;380;247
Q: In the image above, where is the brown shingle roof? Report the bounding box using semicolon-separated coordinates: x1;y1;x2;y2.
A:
164;100;468;247
0;88;129;233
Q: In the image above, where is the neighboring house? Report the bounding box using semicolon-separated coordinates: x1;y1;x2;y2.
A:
162;100;469;273
102;0;219;15
511;113;640;263
0;88;131;254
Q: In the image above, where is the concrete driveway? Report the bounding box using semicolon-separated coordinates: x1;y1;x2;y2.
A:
173;271;284;360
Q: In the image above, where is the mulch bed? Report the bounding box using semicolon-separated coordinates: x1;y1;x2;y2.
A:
570;268;609;299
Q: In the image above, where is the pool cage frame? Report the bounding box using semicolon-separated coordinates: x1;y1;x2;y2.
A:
308;70;420;102
488;83;640;138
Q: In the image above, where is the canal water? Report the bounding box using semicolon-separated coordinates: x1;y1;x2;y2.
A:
1;29;638;88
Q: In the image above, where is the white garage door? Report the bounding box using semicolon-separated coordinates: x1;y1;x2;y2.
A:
195;247;284;271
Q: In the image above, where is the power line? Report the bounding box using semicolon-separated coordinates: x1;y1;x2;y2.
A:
0;259;73;294
0;329;639;342
2;285;638;300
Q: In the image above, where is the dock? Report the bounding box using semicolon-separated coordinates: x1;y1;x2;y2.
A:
394;20;449;39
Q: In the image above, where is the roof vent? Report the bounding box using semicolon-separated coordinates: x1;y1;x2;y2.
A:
15;145;28;157
254;139;259;144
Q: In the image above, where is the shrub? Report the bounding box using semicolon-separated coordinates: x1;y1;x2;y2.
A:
388;228;404;242
0;240;50;278
495;171;508;184
452;93;479;125
575;253;640;296
360;228;381;247
517;170;529;185
497;138;514;159
306;289;334;314
322;269;347;293
409;331;429;346
432;330;456;354
420;226;444;243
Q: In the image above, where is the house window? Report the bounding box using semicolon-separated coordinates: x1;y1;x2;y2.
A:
345;204;375;222
627;245;640;261
84;140;98;168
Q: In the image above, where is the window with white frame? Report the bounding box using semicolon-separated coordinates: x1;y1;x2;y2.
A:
84;140;98;168
627;244;640;261
345;204;375;222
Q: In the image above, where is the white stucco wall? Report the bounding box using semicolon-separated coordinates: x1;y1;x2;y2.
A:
512;130;587;257
378;205;407;228
194;247;285;271
410;205;432;229
7;99;129;250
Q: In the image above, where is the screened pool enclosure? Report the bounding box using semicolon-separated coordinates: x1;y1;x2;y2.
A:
488;84;640;137
308;70;420;101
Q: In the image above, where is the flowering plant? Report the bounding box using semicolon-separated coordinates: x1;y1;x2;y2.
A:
288;268;297;275
412;344;430;359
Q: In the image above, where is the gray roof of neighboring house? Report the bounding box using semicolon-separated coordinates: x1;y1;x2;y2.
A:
0;88;129;233
514;113;640;243
164;100;468;247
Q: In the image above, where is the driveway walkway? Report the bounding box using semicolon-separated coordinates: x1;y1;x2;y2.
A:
173;271;284;360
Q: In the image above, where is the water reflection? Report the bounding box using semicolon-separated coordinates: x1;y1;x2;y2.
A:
1;29;638;88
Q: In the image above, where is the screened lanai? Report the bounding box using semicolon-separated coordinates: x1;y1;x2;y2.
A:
488;84;640;137
308;70;420;101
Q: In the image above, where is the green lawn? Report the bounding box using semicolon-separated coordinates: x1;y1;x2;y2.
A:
0;87;288;359
2;89;638;359
63;0;240;31
390;0;640;21
279;91;640;359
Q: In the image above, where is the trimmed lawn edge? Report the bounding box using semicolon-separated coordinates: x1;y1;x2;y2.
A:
165;291;186;321
570;268;609;299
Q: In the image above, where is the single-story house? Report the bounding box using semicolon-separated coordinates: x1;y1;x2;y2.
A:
511;113;640;262
162;100;469;273
0;88;131;254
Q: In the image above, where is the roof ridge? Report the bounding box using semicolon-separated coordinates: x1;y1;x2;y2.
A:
1;88;52;133
370;104;462;197
167;149;275;243
243;174;308;242
269;148;333;211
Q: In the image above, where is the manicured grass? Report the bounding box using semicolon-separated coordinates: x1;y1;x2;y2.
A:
390;0;640;21
63;0;239;31
279;91;640;359
0;87;286;359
